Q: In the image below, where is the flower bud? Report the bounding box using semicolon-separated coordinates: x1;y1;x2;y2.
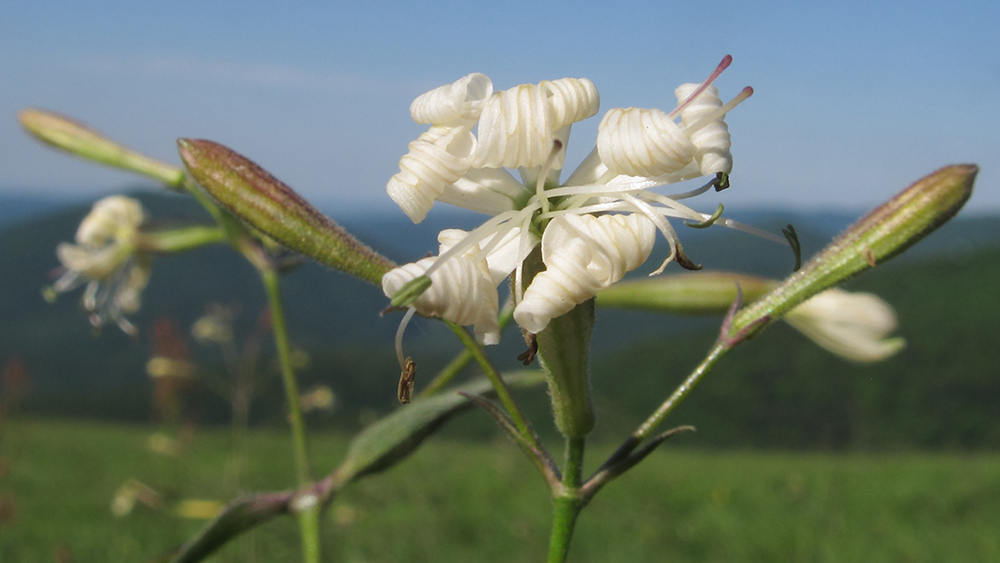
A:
19;109;185;187
731;164;977;338
177;139;395;285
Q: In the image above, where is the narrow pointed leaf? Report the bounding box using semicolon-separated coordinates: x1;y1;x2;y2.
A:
460;392;560;485
177;139;395;285
338;370;543;482
166;491;294;563
731;164;977;336
18;109;185;187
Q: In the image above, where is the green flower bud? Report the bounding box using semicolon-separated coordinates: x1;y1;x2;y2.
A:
177;139;395;285
18;109;185;187
730;164;977;339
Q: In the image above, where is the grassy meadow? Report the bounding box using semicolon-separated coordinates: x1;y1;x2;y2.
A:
2;419;999;562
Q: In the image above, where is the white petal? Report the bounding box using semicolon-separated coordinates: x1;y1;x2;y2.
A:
514;213;655;332
474;84;553;169
410;73;494;127
386;126;476;223
597;107;697;178
437;167;531;216
784;288;905;363
382;251;500;345
675;84;732;175
541;78;600;131
76;195;145;246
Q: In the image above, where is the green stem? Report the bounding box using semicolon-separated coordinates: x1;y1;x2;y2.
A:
444;320;540;450
138;225;227;254
259;265;320;563
548;437;586;563
420;301;515;398
635;342;728;442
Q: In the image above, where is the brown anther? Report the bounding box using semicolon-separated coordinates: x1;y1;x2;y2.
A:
675;244;703;271
397;357;416;404
517;332;538;366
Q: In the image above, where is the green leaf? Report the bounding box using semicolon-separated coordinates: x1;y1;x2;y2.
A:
18;109;185;187
166;491;294;563
177;139;396;285
337;370;543;482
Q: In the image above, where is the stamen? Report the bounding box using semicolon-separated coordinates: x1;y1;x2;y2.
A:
721;218;789;245
668;55;733;119
667;177;718;200
514;211;534;304
782;224;802;271
536;139;564;215
422;209;521;278
685;86;753;134
394;306;417;370
619;193;681;275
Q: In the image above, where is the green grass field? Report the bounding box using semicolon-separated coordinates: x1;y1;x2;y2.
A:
3;419;1000;562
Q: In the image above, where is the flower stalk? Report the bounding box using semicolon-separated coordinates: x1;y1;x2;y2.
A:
259;260;321;563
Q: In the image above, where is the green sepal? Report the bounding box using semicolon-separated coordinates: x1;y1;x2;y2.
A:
177;139;396;286
731;164;977;338
521;248;596;439
18;109;185;187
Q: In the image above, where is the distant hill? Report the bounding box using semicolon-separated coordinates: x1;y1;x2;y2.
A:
1;188;998;449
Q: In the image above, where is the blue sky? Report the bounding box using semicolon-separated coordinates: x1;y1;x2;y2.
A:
2;0;997;217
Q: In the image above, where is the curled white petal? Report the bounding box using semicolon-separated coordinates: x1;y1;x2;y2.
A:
76;195;145;246
675;84;732;175
597;107;697;178
784;288;905;363
514;213;655;333
474;84;553;169
386;126;476;223
410;73;494;127
541;78;600;131
382;231;500;344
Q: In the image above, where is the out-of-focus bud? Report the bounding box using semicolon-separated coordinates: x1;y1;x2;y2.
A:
596;272;777;315
18;109;185;187
730;164;977;340
177;139;396;286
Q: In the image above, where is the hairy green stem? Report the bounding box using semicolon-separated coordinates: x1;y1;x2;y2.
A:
635;342;728;442
260;265;320;563
138;225;227;254
420;301;514;398
444;320;540;451
548;437;586;563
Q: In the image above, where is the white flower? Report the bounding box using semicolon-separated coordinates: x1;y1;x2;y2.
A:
384;56;774;348
49;195;150;335
784;288;906;362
